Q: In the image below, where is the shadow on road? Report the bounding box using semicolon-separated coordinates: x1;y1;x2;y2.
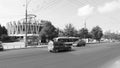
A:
54;49;76;53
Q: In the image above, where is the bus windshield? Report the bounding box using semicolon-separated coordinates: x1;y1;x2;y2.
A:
54;37;79;43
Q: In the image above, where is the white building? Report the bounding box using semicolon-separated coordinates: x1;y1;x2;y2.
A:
6;14;45;37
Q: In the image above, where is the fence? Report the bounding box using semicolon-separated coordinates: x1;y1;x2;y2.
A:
2;42;48;50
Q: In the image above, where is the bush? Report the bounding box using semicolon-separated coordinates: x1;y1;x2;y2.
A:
0;35;10;42
0;35;18;42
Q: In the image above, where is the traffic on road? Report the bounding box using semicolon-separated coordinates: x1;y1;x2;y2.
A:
0;41;120;68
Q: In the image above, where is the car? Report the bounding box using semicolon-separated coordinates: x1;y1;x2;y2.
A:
73;39;86;47
0;41;4;51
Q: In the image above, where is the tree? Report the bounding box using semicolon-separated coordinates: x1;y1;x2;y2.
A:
78;28;88;38
91;26;103;42
64;23;78;37
103;31;120;40
0;25;2;36
2;26;7;35
0;25;7;36
39;21;58;42
87;32;93;38
0;25;8;42
56;28;64;37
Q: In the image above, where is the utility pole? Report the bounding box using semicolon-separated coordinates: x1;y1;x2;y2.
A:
84;18;86;29
84;18;87;39
25;0;28;47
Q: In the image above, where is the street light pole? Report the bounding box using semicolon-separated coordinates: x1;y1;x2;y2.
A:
83;18;86;39
25;0;28;47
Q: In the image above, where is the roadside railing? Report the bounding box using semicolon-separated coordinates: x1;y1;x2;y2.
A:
2;42;48;50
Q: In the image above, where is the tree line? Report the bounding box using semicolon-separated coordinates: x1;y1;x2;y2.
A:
58;23;103;42
1;20;120;43
103;31;120;41
39;21;103;43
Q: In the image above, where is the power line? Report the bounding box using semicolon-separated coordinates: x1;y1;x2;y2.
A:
67;0;98;7
33;0;63;13
28;0;99;14
67;0;89;6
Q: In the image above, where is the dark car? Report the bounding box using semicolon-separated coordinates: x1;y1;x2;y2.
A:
0;41;4;51
73;39;86;47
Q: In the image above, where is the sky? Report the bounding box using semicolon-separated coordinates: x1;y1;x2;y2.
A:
0;0;120;33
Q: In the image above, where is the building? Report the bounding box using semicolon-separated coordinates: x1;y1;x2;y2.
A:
6;14;44;37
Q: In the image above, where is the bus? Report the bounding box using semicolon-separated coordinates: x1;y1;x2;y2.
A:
48;37;80;52
54;37;79;45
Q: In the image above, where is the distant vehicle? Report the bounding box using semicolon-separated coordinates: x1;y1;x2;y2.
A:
27;35;39;46
48;37;80;52
0;41;4;51
73;39;86;47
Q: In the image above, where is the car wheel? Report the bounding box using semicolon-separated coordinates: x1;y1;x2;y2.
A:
68;47;72;51
49;50;53;52
83;44;86;46
77;44;80;47
0;48;3;51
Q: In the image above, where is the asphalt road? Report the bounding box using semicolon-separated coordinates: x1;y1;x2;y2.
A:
0;42;120;68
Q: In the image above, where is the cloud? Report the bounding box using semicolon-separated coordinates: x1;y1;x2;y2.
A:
98;0;120;13
78;5;94;16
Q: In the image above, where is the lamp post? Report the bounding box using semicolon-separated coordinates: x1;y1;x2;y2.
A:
83;18;87;39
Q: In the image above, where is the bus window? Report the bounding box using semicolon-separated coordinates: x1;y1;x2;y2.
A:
55;37;79;43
